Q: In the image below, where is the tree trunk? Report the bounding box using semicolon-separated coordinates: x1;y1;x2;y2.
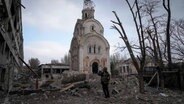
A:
163;0;172;69
138;71;144;93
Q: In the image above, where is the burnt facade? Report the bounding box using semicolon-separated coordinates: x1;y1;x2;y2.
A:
0;0;23;91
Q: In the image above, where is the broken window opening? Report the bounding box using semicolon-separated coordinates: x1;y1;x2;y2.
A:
85;13;88;18
0;36;5;54
56;69;60;74
43;68;51;73
45;74;49;79
0;68;5;82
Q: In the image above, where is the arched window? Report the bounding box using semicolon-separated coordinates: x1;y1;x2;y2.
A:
98;46;101;54
88;45;91;53
94;44;96;53
92;26;94;30
90;25;95;32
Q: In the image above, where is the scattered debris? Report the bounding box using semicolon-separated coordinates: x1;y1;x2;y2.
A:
159;93;169;97
111;87;119;95
0;75;183;104
61;71;86;84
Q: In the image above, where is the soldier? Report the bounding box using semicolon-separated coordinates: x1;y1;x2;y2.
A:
98;67;110;98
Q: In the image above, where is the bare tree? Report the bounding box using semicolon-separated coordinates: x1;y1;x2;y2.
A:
141;0;165;68
51;59;59;64
111;0;146;93
110;53;128;76
163;0;172;69
28;58;40;69
61;53;70;65
140;0;168;88
110;53;123;72
170;19;184;60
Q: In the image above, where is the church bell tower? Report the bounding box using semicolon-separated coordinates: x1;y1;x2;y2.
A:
82;0;95;19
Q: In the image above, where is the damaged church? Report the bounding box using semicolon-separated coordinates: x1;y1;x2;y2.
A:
70;0;110;74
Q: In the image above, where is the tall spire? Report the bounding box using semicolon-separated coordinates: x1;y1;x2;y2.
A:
82;0;95;19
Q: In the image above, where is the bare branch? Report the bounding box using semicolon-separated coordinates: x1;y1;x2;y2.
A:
163;0;168;11
111;20;120;25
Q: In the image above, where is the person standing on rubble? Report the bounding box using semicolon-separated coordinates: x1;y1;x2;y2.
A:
98;67;110;98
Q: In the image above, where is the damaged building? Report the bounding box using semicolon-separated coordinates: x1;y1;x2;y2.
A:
0;0;23;91
39;64;69;81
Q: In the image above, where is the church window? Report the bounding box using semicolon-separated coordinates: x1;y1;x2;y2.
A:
92;26;94;30
94;44;96;53
98;46;101;54
90;25;95;32
88;45;92;53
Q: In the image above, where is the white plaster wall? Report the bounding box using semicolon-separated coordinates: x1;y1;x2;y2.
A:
83;19;104;35
80;35;110;73
79;47;84;72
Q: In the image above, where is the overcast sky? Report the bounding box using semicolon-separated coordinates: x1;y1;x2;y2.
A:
22;0;184;64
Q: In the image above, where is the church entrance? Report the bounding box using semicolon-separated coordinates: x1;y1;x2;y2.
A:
92;62;98;74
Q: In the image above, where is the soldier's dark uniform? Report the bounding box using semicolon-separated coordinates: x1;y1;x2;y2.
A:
98;67;110;98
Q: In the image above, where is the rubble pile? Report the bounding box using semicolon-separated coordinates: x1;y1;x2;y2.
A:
0;75;183;104
135;87;184;104
61;71;86;84
11;73;34;92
